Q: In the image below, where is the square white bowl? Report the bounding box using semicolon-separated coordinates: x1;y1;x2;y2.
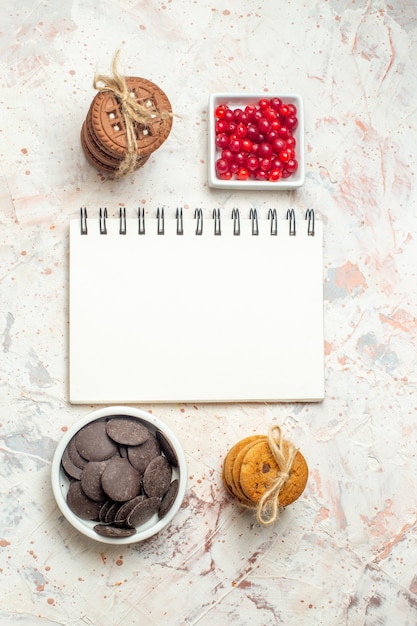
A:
208;92;304;191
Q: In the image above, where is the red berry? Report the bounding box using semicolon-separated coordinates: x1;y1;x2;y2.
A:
215;158;230;174
246;155;259;171
246;125;260;142
270;119;281;131
286;158;298;173
219;171;233;180
270;97;282;111
287;103;297;116
263;107;277;121
229;138;242;152
269;168;282;182
215;104;229;119
241;138;253;152
255;169;268;181
245;104;257;115
286;136;296;148
272;138;286;153
258;98;270;110
251;109;263;124
233;108;243;121
215;132;230;149
221;149;234;161
260;158;272;172
285;115;298;131
279;149;291;163
234;151;247;166
278;103;290;117
257;117;271;134
277;126;291;139
215;120;228;133
236;122;247;138
223;108;234;122
237;167;250;180
258;142;273;159
227;121;237;134
271;158;284;171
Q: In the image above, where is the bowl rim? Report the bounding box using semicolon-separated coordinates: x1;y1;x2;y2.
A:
208;91;305;190
51;406;187;545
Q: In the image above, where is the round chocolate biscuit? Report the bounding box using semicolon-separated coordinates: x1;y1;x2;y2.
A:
90;77;172;158
101;457;141;502
80;124;117;174
83;117;124;169
143;455;172;498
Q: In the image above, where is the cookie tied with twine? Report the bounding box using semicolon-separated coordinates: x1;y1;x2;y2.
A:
222;425;308;526
81;50;173;177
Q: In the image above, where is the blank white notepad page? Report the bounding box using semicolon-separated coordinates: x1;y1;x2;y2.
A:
69;211;324;403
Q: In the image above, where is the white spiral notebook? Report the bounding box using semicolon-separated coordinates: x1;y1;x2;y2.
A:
69;207;324;404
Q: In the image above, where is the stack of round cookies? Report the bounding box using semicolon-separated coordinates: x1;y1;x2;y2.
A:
81;76;173;176
222;427;308;525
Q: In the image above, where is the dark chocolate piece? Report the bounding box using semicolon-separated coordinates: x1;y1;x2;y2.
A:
143;456;172;498
106;417;150;446
66;481;102;521
101;457;141;502
159;479;179;519
93;524;137;538
74;421;118;461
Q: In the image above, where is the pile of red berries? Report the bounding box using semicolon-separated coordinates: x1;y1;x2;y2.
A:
214;98;298;182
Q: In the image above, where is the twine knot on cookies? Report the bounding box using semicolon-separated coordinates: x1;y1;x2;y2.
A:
255;425;298;526
93;50;172;178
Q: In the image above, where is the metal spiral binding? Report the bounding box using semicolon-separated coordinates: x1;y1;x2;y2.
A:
194;208;203;235
80;207;88;235
232;208;240;235
249;208;259;236
305;209;315;236
268;209;278;235
213;209;221;235
176;208;184;235
157;207;164;235
138;207;145;234
286;208;296;236
119;207;127;235
99;208;107;234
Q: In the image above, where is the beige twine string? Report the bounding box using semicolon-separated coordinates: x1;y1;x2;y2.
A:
93;50;172;178
255;425;298;526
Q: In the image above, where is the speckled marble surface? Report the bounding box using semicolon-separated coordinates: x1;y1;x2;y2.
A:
1;1;417;624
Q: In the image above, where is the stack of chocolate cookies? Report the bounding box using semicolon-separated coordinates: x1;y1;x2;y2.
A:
81;76;173;176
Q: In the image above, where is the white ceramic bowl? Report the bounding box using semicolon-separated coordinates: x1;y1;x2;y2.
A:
51;406;187;545
208;92;304;190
